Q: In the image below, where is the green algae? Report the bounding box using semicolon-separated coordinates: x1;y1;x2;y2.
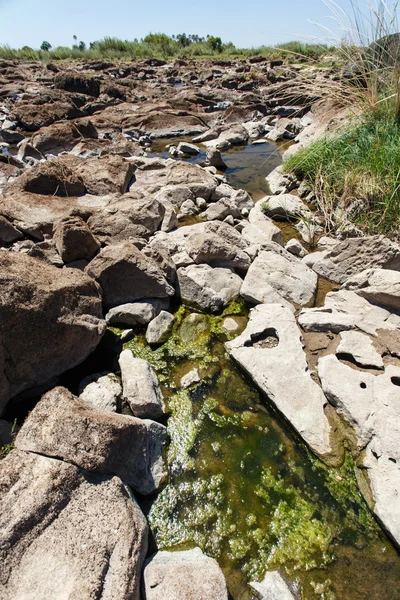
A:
124;304;400;600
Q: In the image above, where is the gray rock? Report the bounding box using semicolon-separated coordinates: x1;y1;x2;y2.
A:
241;244;317;307
241;221;283;247
342;268;400;311
222;317;239;331
250;571;295;600
0;450;148;600
180;199;198;216
267;118;301;142
186;222;251;271
302;250;328;268
285;237;308;258
295;218;323;245
180;368;200;389
313;235;400;284
143;548;228;600
261;194;311;221
204;197;241;221
15;386;167;495
317;235;339;251
146;310;175;345
206;147;227;169
86;242;175;308
177;141;200;155
266;165;296;195
79;372;122;412
226;303;334;459
118;350;165;419
318;356;400;546
247;199;284;246
177;264;243;313
105;299;169;326
27;241;64;268
299;290;400;335
336;330;384;368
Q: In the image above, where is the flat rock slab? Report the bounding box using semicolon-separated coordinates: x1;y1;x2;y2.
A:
241;245;317;307
299;291;400;336
343;268;400;312
312;235;400;284
336;330;384;369
318;356;400;547
143;547;228;600
118;351;165;419
0;450;148;600
15;386;167;495
250;571;295;599
226;303;334;460
177;264;242;313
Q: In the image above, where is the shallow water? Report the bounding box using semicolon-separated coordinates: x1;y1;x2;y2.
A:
126;307;400;600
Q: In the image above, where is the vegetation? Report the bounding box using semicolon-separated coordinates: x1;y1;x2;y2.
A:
0;35;334;61
284;0;400;237
0;420;17;460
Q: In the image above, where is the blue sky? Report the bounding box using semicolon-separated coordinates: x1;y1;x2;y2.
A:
0;0;392;49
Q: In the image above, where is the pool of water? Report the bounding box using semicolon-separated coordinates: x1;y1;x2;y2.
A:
124;306;400;600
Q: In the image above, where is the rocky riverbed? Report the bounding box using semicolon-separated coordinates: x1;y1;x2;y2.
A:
0;57;400;600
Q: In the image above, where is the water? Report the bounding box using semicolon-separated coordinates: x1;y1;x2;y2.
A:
125;307;400;600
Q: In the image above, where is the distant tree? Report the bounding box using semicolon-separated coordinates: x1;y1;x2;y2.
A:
78;41;86;51
176;33;191;47
208;36;223;53
40;41;52;51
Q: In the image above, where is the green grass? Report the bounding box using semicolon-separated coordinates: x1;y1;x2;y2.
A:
284;111;400;236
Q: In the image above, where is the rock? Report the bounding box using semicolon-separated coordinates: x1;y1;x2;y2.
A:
302;250;328;268
0;128;24;144
179;199;198;215
0;450;147;600
177;264;243;313
105;299;169;326
222;317;239;331
312;235;400;284
226;303;334;460
0;215;23;245
79;372;122;412
16;141;44;162
241;221;283;247
166;162;217;200
267;117;300;142
180;368;201;389
143;548;228;600
247;199;284;246
154;184;195;210
31;120;98;155
205;146;227;169
250;571;295;600
54;71;101;96
295;218;323;245
177;141;200;155
261;193;311;221
336;330;384;369
317;235;339;251
185;221;251;271
299;290;400;335
146;310;175;345
54;216;100;263
318;356;400;546
204;197;241;221
241;244;317;307
342;268;400;312
72;155;135;196
86;242;174;308
285;237;307;258
27;240;64;268
118;351;165;419
266;165;296;195
0;252;105;414
15;386;167;495
211;124;249;148
9;160;86;197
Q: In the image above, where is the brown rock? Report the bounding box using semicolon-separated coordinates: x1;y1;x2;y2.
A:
31;119;98;155
54;71;101;97
54;216;100;263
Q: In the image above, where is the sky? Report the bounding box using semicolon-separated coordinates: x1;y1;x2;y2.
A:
0;0;394;49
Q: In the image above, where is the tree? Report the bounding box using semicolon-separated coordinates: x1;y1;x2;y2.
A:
208;36;223;53
176;33;191;47
78;41;86;51
40;41;52;51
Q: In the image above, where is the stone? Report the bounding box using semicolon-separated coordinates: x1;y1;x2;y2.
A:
295;218;323;245
299;290;400;336
241;244;317;307
54;71;101;96
302;250;328;269
165;162;217;200
226;303;334;459
54;216;100;263
318;356;400;546
79;372;122;412
204;197;241;221
177;264;243;313
146;310;175;345
250;571;295;600
105;299;169;326
210;124;249;148
266;165;296;195
143;548;228;600
261;194;311;221
247;199;284;245
15;386;167;495
285;237;307;258
180;368;201;389
86;242;175;308
31;120;98;155
241;221;283;247
0;450;147;600
72;155;135;196
206;146;227;169
222;317;239;331
177;141;200;155
312;235;400;284
118;351;165;420
9;159;86;197
0;215;23;245
186;221;251;271
336;330;384;369
27;241;64;268
0;252;105;414
342;268;400;312
179;199;198;215
267;117;300;142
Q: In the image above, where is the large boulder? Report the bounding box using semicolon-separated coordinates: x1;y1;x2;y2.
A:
226;303;334;460
143;548;228;600
165;162;218;200
177;264;243;313
185;221;251;271
71;155;135;196
31;119;98;155
312;235;400;284
0;450;148;600
86;242;175;308
54;216;100;263
15;386;168;495
342;268;400;312
0;252;105;414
